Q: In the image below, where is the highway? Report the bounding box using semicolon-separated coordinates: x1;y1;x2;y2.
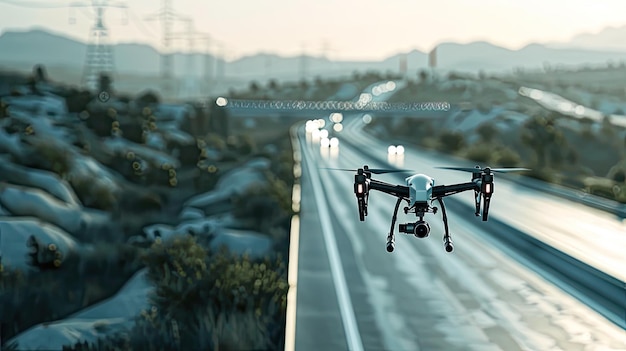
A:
289;83;626;350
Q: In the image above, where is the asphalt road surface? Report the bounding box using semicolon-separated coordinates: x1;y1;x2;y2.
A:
293;119;626;350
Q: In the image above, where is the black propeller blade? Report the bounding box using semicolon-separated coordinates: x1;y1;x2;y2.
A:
489;168;532;173
436;166;530;173
322;167;413;174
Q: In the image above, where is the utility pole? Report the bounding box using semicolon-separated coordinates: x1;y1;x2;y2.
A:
169;20;215;99
214;41;225;82
194;33;213;95
265;54;272;79
195;33;213;86
320;39;337;77
169;17;197;99
145;0;187;100
69;1;128;92
300;42;307;81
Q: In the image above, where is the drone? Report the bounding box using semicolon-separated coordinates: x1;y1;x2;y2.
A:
330;165;529;253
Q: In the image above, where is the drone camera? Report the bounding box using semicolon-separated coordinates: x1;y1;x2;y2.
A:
399;221;430;238
399;223;413;234
414;221;430;238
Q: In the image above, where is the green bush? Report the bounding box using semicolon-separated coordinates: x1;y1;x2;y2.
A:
465;142;493;163
494;147;521;167
64;236;288;351
231;174;292;233
476;122;498;143
525;169;556;183
438;131;466;154
204;133;226;152
28;140;72;178
70;175;118;211
1;243;144;343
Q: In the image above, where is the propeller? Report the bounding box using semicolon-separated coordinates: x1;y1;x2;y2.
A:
322;167;413;174
436;166;530;173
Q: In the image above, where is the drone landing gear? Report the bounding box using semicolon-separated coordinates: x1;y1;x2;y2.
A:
386;197;403;252
358;198;366;221
474;189;481;217
436;197;454;252
386;198;455;253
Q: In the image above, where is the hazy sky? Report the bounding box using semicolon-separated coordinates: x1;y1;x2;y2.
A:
1;0;625;61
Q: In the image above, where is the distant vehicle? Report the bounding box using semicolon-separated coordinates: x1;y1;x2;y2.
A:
320;136;340;148
387;145;404;155
326;165;529;253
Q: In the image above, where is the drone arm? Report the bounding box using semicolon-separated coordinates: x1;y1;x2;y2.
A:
369;179;410;199
432;182;479;198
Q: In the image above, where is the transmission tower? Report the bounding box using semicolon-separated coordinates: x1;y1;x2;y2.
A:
319;40;337;76
186;31;214;96
196;34;213;83
170;17;204;99
145;0;187;99
72;1;128;92
214;41;226;81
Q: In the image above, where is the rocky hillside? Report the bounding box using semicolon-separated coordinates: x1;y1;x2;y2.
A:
0;68;299;350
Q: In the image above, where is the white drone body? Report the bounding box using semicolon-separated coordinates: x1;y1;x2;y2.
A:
405;174;434;206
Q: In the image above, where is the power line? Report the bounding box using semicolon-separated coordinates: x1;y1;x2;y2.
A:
126;7;158;39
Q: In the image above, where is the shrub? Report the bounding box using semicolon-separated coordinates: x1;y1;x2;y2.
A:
1;243;144;343
438;131;466;154
228;134;257;156
494;147;521;167
204;133;226;152
465;142;493;163
70;175;118;211
136;91;160;106
65;236;288;351
28;141;72;178
476;122;498;143
525;169;556;183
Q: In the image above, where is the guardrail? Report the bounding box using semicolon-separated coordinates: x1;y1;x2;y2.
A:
221;99;453;118
445;197;626;330
501;174;626;219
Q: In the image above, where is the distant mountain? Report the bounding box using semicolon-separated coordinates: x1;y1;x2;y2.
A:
0;29;189;76
0;29;86;67
548;25;626;52
1;28;626;83
435;41;626;71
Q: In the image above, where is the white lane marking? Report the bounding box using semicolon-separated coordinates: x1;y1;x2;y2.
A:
300;128;365;351
284;215;300;351
285;126;302;351
318;163;415;351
